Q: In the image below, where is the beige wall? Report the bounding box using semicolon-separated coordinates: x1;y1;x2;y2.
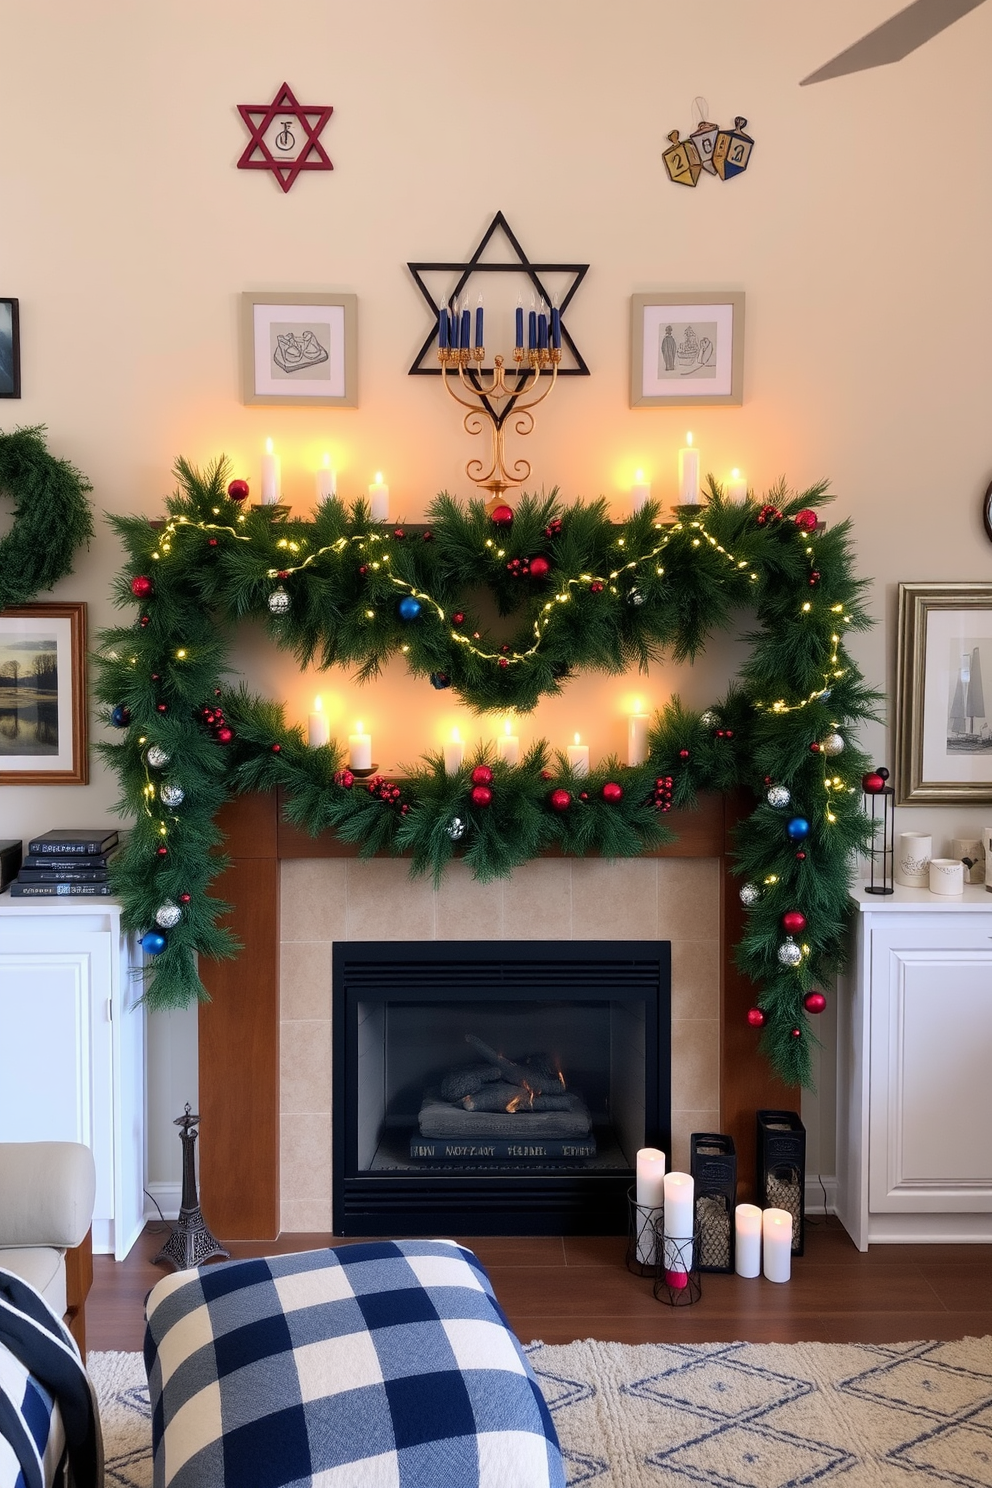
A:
3;2;991;1189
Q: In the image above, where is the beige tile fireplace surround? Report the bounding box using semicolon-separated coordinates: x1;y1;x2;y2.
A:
278;855;721;1231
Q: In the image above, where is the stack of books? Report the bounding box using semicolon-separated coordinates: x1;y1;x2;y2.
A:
8;829;120;897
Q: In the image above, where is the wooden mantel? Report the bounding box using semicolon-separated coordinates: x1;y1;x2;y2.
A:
198;790;794;1239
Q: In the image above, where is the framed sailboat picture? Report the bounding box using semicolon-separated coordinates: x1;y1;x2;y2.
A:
895;582;992;803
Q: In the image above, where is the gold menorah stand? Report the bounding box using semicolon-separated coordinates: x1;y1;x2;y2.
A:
438;333;560;512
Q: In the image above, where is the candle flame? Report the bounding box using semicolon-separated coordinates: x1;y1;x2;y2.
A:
574;732;581;746
452;727;461;743
266;437;274;454
313;696;323;713
355;720;364;734
504;720;512;736
374;471;383;485
323;452;331;468
633;697;642;714
635;469;645;483
731;467;740;479
686;432;693;446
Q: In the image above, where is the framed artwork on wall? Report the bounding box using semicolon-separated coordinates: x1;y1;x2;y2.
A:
241;292;357;406
0;602;88;784
630;291;744;408
0;298;20;399
895;581;992;804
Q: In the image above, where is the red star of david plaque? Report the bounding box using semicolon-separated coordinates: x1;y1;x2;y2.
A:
237;82;333;193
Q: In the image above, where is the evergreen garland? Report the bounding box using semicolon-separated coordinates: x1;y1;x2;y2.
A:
94;458;880;1088
0;427;93;608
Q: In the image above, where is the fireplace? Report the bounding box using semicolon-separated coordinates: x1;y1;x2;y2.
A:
332;940;671;1235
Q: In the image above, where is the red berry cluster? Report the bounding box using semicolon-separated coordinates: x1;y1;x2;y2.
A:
755;504;781;527
505;555;550;580
652;775;674;811
715;727;735;740
544;517;562;538
198;701;233;745
334;768;355;788
590;581;604;594
367;775;409;815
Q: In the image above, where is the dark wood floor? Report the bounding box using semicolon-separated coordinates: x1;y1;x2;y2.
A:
89;1219;992;1353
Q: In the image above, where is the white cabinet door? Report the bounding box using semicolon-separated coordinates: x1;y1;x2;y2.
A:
869;918;992;1214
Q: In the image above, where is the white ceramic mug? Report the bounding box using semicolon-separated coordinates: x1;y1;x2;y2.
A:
950;838;986;884
896;833;932;888
929;858;964;896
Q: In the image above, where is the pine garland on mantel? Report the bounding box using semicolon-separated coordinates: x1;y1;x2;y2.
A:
93;458;880;1088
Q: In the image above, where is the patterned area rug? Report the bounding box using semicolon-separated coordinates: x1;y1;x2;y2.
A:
90;1336;992;1487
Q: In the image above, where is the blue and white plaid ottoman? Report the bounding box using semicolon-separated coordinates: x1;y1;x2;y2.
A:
144;1239;564;1488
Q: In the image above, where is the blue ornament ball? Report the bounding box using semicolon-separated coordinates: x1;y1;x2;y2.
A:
111;704;131;728
786;817;811;840
429;671;451;690
140;930;167;955
398;596;422;622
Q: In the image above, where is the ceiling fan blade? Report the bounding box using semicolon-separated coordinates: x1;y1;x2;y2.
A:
801;0;987;84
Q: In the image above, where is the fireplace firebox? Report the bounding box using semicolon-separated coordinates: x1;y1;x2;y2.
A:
332;941;671;1235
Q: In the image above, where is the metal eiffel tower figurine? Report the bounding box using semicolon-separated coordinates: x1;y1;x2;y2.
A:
153;1104;230;1271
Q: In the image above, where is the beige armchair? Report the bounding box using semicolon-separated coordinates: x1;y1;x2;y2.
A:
0;1141;96;1355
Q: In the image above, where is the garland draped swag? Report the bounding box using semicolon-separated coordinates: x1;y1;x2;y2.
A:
94;458;879;1088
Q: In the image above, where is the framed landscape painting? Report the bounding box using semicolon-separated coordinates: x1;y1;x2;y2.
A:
0;603;88;784
241;291;357;406
0;298;20;399
895;582;992;803
630;291;744;408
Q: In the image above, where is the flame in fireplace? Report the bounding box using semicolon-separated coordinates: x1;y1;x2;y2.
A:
505;1080;538;1113
506;1095;522;1113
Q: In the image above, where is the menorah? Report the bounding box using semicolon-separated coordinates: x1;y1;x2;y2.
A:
437;299;561;510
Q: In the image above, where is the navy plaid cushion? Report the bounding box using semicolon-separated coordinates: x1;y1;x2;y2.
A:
144;1239;564;1488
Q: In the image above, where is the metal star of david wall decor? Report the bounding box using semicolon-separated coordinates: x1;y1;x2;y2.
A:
801;0;987;85
237;82;334;193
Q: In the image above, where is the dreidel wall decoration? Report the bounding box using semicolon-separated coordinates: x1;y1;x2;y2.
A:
663;131;702;187
713;117;754;180
690;118;720;175
664;115;754;186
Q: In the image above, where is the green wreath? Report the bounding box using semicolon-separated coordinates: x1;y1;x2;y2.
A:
0;427;93;609
95;457;880;1087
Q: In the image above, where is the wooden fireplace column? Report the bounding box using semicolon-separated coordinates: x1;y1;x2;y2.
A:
199;789;794;1240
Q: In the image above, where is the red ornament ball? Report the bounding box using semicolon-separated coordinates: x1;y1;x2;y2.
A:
809;741;821;754
470;784;493;808
334;768;355;789
130;575;153;599
452;612;465;626
579;791;589;801
215;726;233;744
549;788;571;812
179;892;191;904
794;509;818;531
227;479;250;502
271;743;281;753
790;1027;802;1039
393;527;405;540
862;770;886;794
747;1007;766;1028
156;703;168;713
528;555;550;580
795;850;807;861
804;991;827;1014
490;503;514;526
782;910;807;935
678;748;690;760
156;845;168;857
470;764;493;787
602;782;623;803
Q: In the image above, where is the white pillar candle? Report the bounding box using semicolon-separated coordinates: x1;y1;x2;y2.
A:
726;468;747;503
662;1170;694;1285
308;696;330;748
316;454;336;501
567;733;590;776
734;1203;762;1277
635;1147;666;1265
261;438;281;505
497;719;519;767
628;704;650;767
762;1207;793;1282
631;468;651;513
443;727;464;775
368;471;389;521
678;433;700;505
348;721;372;771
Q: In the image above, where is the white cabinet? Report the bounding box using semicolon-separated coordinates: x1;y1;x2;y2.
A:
0;896;145;1260
838;885;992;1249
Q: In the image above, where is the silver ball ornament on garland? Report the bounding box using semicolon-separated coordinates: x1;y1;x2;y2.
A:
628;589;645;607
159;782;185;808
268;585;291;616
699;710;719;729
155;901;182;930
445;817;467;841
777;937;803;968
821;732;845;756
146;744;170;769
766;784;791;808
739;882;761;907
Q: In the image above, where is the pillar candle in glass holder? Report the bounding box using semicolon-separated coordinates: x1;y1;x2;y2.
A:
316;454;336;501
734;1203;762;1277
348;721;372;771
628;701;650;767
443;727;464;775
662;1171;694;1286
635;1148;666;1265
678;433;700;505
308;696;330;748
726;468;747;503
497;719;519;766
567;733;590;776
368;472;389;522
631;469;651;513
261;438;281;505
762;1207;793;1282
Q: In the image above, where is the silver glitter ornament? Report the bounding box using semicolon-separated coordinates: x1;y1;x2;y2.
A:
268;585;291;615
155;901;182;930
739;882;761;907
445;817;467;841
628;589;645;607
699;710;719;729
146;744;170;769
160;782;185;808
766;784;791;808
777;937;803;968
821;732;845;756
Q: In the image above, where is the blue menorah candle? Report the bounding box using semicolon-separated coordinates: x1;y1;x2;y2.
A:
450;306;459;349
439;307;450;349
537;311;549;350
528;309;537;350
551;307;561;349
460;308;471;350
475;302;484;348
515;306;524;350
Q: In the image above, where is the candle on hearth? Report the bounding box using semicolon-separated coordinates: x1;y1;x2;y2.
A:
308;696;330;748
261;438;281;506
726;468;747;504
734;1203;762;1277
631;469;651;513
678;432;700;505
497;719;519;766
635;1147;666;1265
662;1171;694;1285
567;732;589;776
628;700;650;767
443;727;464;775
348;720;372;771
368;472;389;522
762;1207;793;1282
316;453;336;502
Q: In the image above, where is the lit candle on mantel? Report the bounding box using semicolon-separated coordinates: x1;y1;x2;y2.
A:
308;696;330;748
662;1170;694;1287
497;718;519;766
261;438;281;505
678;432;700;506
734;1203;762;1277
368;471;389;521
762;1207;793;1283
567;732;590;777
316;453;336;501
628;699;650;767
726;468;747;504
443;727;465;775
635;1147;666;1265
348;720;372;772
631;468;651;513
